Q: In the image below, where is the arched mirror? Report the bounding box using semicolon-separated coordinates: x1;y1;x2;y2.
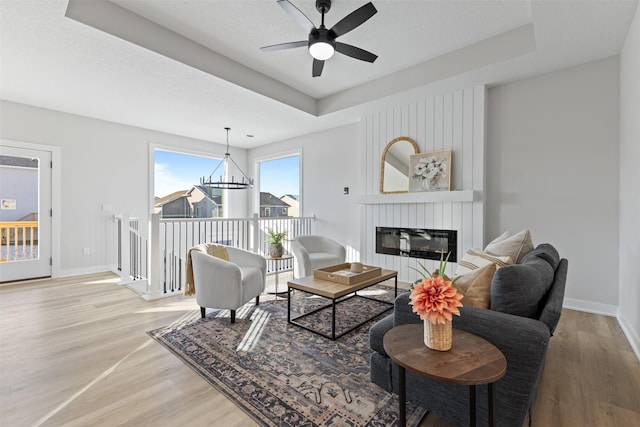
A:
380;137;419;194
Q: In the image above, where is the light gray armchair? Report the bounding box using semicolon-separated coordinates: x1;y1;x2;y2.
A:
290;235;346;279
189;244;266;323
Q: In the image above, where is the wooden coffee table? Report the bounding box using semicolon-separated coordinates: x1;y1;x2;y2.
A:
383;323;507;427
287;268;398;340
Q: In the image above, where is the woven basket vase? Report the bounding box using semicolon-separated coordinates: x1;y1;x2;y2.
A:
423;319;452;351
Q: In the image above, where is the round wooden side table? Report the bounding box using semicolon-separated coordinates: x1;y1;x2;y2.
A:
383;323;507;427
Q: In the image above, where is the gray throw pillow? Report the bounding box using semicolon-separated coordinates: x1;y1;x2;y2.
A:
521;243;560;271
490;258;554;319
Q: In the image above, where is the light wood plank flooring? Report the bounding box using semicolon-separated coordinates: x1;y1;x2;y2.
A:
1;273;639;426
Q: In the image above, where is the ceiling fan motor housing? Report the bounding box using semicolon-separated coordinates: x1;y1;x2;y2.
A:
315;0;332;14
309;27;336;48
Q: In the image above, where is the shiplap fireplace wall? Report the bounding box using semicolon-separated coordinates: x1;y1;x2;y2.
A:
358;85;486;283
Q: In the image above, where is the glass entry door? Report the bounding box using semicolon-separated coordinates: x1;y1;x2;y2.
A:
0;144;52;282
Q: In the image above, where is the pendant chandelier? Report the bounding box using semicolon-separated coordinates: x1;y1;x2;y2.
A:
200;127;254;189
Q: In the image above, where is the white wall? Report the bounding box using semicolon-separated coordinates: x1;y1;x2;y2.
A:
358;86;485;282
487;56;620;314
0;100;248;277
1;53;631;325
247;124;360;260
619;4;640;357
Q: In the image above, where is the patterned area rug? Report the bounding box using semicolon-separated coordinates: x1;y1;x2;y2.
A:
148;285;425;426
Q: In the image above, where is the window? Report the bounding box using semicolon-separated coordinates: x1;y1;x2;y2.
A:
258;155;300;218
154;150;224;218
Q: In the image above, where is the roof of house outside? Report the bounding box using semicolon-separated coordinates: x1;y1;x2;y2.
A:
260;192;290;207
0;155;39;168
154;190;189;207
281;194;298;201
18;212;38;221
191;185;222;205
155;186;224;210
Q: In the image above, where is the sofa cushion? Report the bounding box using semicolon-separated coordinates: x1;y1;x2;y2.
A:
539;258;568;334
484;229;534;263
486;231;510;246
369;314;394;356
453;263;496;309
490;258;554;319
521;243;560;271
455;249;513;276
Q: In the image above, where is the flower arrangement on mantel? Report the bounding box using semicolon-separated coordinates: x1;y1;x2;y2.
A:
409;254;463;351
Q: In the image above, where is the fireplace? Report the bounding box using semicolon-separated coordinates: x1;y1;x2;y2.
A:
375;227;457;262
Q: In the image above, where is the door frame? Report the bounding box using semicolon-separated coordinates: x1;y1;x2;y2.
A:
0;138;61;279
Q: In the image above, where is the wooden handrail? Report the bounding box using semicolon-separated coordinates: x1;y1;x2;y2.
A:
0;221;38;228
0;221;39;262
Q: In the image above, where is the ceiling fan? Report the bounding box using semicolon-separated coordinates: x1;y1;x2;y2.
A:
261;0;378;77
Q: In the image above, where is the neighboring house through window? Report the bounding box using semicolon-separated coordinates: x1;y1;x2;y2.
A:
259;192;290;218
154;150;224;218
153;186;223;219
280;194;299;217
258;154;300;218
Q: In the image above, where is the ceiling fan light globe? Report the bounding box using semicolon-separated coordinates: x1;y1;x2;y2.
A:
309;41;334;60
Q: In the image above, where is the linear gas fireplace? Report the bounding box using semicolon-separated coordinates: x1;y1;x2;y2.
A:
376;227;458;262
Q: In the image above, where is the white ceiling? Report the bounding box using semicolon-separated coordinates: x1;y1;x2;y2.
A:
1;0;637;148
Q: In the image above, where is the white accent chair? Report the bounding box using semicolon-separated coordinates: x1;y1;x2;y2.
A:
190;245;266;323
290;235;346;279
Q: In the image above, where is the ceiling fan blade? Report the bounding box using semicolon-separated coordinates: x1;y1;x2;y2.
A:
335;42;378;63
277;0;316;33
261;40;307;52
329;2;377;37
312;59;324;77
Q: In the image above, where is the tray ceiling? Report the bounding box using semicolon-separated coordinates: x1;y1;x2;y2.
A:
1;0;637;147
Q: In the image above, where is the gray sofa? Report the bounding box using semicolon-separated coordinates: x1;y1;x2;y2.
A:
369;243;568;427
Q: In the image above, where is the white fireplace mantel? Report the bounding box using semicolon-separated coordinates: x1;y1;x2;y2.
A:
356;190;476;205
359;86;485;283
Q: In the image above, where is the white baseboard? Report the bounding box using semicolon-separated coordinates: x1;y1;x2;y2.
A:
563;297;618;317
140;289;183;301
121;280;182;301
617;311;640;362
60;265;113;278
564;297;639;362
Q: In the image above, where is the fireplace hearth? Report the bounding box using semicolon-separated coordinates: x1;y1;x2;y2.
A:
376;227;457;262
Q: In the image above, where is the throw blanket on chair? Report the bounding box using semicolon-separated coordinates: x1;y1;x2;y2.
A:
184;243;229;296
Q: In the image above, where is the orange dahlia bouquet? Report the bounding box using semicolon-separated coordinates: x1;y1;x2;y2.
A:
409;253;464;325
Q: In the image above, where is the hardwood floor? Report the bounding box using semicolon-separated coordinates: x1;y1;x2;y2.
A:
1;273;638;426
